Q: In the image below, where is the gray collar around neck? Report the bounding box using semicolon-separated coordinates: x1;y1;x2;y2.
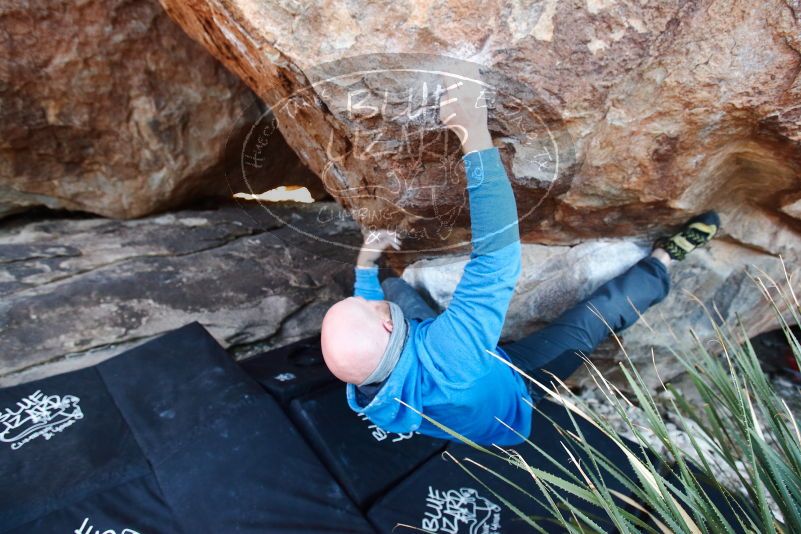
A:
358;301;408;387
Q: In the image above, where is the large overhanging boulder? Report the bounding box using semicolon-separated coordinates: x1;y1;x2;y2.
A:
0;0;323;219
159;0;801;385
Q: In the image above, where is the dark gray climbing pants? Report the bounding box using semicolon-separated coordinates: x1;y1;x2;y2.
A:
381;256;671;404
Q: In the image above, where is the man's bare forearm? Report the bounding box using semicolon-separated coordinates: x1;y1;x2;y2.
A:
356;251;379;269
460;127;493;155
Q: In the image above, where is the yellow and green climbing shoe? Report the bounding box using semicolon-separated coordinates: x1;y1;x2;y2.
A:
654;211;721;261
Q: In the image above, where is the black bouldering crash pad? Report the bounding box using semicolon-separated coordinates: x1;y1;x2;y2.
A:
368;399;659;533
0;322;371;533
239;334;336;405
289;384;446;508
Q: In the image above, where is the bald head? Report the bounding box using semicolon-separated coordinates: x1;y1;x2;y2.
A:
321;296;394;384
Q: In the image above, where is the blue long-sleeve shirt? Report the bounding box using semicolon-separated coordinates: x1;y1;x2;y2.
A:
346;147;532;446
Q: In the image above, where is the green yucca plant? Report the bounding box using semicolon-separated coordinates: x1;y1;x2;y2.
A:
406;260;801;534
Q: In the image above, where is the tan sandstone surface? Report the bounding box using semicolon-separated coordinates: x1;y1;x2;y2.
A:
129;1;801;382
0;0;325;219
157;0;801;384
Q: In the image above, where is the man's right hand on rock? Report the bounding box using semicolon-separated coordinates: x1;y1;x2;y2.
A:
438;63;494;156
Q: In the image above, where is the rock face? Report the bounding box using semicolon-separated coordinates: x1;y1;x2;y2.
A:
157;0;801;244
0;202;361;386
0;0;324;219
158;0;801;385
403;240;797;388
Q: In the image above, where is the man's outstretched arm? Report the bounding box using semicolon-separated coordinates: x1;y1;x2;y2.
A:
426;69;522;383
353;229;401;301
